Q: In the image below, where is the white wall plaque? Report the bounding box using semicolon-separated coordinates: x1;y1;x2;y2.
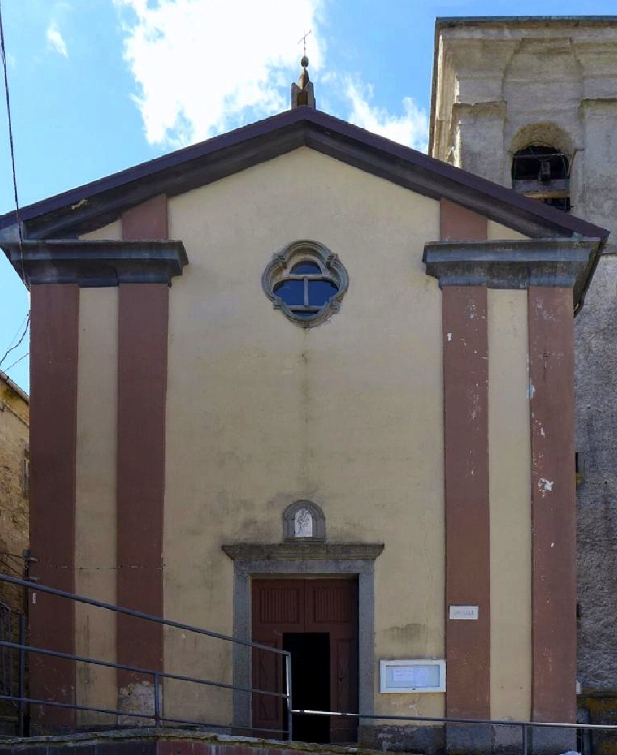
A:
379;659;446;694
449;605;479;620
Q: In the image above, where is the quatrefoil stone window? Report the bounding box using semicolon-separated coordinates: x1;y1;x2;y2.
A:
262;240;349;327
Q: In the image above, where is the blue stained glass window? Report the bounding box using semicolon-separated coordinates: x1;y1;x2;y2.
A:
291;261;322;275
274;279;304;305
263;241;348;327
308;279;338;307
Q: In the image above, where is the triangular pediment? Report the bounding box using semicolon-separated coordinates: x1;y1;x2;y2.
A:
0;107;607;244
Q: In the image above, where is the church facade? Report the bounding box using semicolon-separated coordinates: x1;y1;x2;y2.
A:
0;44;610;754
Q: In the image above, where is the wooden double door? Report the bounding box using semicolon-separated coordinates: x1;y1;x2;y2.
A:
252;578;359;743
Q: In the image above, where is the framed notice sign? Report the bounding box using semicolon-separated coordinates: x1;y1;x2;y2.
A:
379;659;446;694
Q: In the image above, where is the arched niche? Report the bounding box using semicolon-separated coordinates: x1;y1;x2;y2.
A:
509;122;575;166
283;500;326;541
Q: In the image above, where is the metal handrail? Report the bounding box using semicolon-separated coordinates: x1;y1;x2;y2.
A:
16;567;615;752
0;695;287;736
291;708;617;755
0;572;293;740
0;640;286;700
291;707;617;730
0;573;285;654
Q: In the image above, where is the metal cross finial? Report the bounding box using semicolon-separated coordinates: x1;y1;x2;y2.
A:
298;29;312;58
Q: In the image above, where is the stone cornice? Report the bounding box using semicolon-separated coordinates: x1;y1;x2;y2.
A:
2;239;188;286
579;98;617;114
222;542;384;562
438;18;617;39
423;238;600;307
451;101;508;121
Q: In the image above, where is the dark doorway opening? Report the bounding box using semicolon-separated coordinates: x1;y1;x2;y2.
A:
283;633;330;743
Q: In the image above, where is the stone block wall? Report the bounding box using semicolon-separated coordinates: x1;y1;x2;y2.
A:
0;372;29;612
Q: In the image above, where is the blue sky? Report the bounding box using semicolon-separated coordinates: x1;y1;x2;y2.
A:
1;0;616;391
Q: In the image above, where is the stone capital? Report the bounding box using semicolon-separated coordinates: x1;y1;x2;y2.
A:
423;238;600;308
2;238;188;286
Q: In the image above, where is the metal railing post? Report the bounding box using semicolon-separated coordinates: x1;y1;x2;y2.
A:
153;672;161;727
18;552;31;738
522;721;528;755
285;652;293;742
17;611;27;736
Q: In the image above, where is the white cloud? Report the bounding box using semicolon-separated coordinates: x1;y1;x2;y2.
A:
345;80;428;153
46;21;68;58
114;0;323;148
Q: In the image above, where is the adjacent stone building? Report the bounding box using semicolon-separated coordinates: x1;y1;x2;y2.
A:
0;369;28;604
0;62;608;753
0;366;28;714
430;14;617;739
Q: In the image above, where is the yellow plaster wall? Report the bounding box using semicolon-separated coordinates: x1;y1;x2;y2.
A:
488;213;533;719
163;147;444;722
487;221;529;241
75;287;118;723
487;289;532;720
81;220;122;242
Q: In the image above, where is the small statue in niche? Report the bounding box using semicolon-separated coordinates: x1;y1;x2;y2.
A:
294;507;314;538
283;500;325;541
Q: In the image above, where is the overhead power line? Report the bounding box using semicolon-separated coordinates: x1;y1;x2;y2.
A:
0;0;25;259
0;311;29;368
0;0;31;380
3;349;28;373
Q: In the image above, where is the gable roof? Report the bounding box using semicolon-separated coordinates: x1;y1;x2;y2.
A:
0;106;607;245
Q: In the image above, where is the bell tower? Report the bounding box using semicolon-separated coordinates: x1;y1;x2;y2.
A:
431;17;617;230
431;13;617;747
